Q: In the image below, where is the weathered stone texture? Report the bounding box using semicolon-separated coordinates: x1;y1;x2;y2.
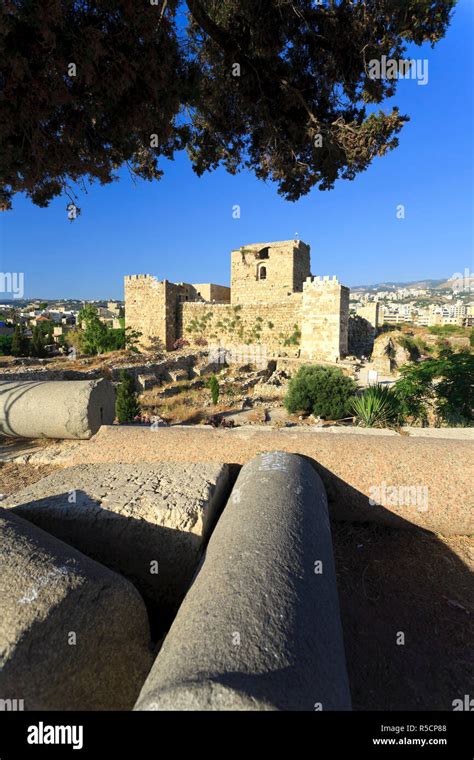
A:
371;331;419;373
231;240;310;304
300;277;349;361
0;509;152;710
0;378;115;439
135;452;351;711
356;302;380;330
348;315;376;357
4;463;230;623
178;298;302;355
192;283;231;302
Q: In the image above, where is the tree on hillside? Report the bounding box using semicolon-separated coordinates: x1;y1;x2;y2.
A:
1;0;455;210
116;370;140;423
0;334;13;355
30;326;46;357
78;305;109;355
11;324;27;356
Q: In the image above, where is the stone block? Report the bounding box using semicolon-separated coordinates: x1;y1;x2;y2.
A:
0;509;152;710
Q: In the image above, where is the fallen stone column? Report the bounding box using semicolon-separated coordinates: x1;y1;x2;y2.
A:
0;378;115;439
0;509;153;710
135;451;351;711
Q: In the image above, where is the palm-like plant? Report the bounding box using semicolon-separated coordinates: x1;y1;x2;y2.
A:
352;385;399;428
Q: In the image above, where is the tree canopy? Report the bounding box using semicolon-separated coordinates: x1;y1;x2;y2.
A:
0;0;456;210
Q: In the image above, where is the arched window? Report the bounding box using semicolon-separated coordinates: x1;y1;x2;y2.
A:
258;265;267;280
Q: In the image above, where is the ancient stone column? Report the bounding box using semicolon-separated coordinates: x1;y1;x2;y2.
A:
0;378;115;439
135;451;351;711
0;509;152;710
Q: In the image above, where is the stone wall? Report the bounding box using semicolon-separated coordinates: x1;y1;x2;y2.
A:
230;240;310;305
125;241;350;361
177;298;303;356
192;284;231;303
300;277;349;362
124;275;181;350
356;302;380;330
348;315;376;357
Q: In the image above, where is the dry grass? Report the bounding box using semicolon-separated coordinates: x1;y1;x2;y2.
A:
140;378;253;425
0;462;62;497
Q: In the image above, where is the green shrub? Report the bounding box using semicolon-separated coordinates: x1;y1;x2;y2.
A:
428;324;466;336
393;351;473;426
283;323;301;346
0;334;13;355
352;385;400;427
116;370;140;423
284;365;356;420
207;374;219;405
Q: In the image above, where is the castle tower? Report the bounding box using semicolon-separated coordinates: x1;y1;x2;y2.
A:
300;276;349;362
124;275;180;351
230;240;311;304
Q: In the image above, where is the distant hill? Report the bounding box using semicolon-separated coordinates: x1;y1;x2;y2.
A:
350;277;469;291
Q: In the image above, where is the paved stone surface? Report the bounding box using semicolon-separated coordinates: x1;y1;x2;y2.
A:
4;463;230;622
135;452;352;711
0;378;115;439
0;508;152;710
12;426;472;535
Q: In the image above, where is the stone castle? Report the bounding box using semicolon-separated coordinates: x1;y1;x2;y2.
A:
125;240;378;361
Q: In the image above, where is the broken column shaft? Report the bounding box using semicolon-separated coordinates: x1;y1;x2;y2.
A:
0;378;115;439
135;451;351;711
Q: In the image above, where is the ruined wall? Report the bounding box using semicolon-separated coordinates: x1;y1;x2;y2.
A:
348;315;376;357
349;303;379;357
177;297;303;356
300;277;349;362
356;302;380;330
230;240;311;305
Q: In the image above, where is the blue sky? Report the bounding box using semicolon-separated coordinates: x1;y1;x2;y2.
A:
1;0;473;299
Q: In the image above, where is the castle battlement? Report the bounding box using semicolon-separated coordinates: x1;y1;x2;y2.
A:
124;274;159;282
303;275;340;289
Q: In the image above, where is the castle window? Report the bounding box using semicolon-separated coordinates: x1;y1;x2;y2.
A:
258;265;267;280
256;247;269;259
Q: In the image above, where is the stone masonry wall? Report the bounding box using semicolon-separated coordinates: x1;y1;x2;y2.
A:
300;277;349;362
177;297;303;356
192;284;231;303
356;302;380;330
230;240;310;305
348;315;376;357
124;275;180;351
125;241;349;361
